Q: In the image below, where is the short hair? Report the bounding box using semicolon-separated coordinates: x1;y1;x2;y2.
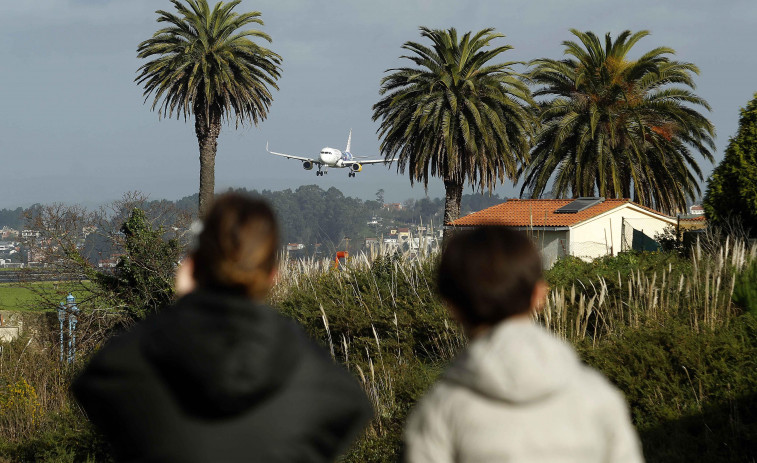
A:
192;193;279;300
438;227;543;326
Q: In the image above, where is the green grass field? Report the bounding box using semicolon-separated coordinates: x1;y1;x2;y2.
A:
0;283;90;312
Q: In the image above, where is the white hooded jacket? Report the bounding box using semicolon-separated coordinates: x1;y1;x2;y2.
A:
404;318;644;463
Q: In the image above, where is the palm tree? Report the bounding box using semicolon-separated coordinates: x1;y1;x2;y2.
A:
136;0;281;217
373;27;533;238
520;30;715;214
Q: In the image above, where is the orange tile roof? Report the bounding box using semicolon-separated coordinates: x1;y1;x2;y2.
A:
451;198;671;228
680;215;706;222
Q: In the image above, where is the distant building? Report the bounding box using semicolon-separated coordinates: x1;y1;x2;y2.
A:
689;204;705;215
1;227;19;240
286;243;305;251
98;258;119;268
21;230;40;240
382;203;403;211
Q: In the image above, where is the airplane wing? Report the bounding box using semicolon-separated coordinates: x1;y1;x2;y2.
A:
342;158;393;166
266;142;320;163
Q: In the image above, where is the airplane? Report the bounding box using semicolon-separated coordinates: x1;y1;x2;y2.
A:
266;130;392;177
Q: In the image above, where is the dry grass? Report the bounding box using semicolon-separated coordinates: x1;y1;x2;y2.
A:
537;238;757;343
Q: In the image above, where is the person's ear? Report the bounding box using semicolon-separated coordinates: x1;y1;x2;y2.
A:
175;256;196;297
530;280;549;313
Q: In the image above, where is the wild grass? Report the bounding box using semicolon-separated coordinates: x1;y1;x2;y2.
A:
538;237;757;343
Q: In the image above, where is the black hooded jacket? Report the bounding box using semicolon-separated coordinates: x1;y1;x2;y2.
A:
73;290;372;463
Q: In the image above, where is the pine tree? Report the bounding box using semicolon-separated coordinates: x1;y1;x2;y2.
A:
704;93;757;235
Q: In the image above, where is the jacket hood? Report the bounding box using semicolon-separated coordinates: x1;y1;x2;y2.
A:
140;290;301;418
444;318;580;403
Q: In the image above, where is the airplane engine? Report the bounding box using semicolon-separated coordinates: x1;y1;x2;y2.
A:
350;163;363;172
302;161;314;170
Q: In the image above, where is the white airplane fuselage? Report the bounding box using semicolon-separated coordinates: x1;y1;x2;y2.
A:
318;147;354;167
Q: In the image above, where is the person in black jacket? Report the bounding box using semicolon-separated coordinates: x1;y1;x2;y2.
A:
73;193;372;462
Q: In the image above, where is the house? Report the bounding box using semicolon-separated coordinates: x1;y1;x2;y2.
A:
21;230;40;240
679;215;707;233
689;204;705;215
1;227;19;240
451;198;676;267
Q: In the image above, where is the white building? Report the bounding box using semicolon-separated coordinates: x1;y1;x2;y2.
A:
451;198;676;268
689;204;705;215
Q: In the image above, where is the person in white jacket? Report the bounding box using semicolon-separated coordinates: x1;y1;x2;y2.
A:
404;227;644;463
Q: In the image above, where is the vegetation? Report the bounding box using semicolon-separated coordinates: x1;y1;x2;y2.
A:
521;30;715;214
703;92;757;233
0;283;89;312
136;0;281;217
373;27;533;236
93;208;182;320
1;237;756;462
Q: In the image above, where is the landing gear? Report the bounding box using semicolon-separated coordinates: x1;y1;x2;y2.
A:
348;172;356;178
316;169;327;176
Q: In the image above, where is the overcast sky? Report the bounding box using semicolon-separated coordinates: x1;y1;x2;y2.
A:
1;0;755;209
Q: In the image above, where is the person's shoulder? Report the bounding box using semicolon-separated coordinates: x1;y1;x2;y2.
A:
575;364;632;417
81;323;148;374
71;322;156;415
407;379;468;431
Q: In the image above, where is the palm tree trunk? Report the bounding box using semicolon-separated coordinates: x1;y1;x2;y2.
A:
443;179;464;243
194;103;222;218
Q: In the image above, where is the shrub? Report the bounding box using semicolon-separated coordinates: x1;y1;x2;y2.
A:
703;92;757;235
0;378;42;441
579;315;757;462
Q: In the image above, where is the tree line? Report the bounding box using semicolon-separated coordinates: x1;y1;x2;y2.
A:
0;186;507;258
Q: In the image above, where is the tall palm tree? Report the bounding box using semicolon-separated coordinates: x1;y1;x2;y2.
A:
136;0;281;217
373;27;533;238
521;30;715;214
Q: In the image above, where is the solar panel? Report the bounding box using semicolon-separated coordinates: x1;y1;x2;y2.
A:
554;197;605;214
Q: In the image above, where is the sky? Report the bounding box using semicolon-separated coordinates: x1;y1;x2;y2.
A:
1;0;755;209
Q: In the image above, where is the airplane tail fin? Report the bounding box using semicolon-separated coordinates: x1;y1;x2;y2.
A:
345;129;352;154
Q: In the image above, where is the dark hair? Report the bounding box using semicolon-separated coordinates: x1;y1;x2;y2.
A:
438;227;543;326
192;193;279;300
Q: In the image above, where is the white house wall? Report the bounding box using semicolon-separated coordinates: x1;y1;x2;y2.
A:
528;230;569;268
569;205;675;260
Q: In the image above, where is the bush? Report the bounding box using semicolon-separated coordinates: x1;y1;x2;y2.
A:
546;251;691;297
579;315;757;462
703;92;757;235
